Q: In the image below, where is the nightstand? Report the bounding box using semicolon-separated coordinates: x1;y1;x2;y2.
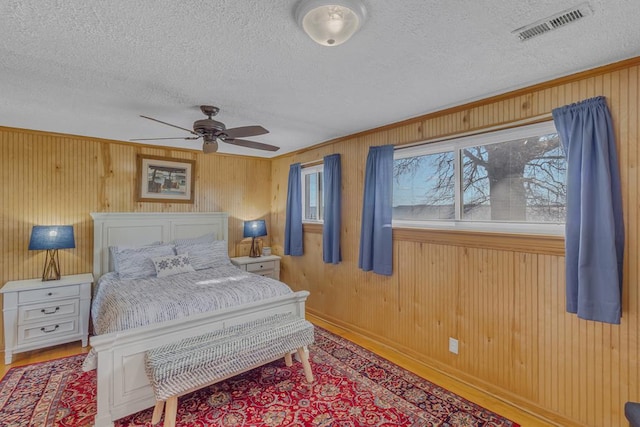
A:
1;273;93;365
231;255;281;280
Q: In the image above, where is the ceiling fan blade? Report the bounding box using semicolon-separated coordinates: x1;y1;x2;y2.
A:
224;138;280;152
140;115;200;136
223;125;269;139
130;136;201;141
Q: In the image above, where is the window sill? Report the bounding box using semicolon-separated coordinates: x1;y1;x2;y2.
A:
301;224;564;254
303;223;323;234
393;227;564;256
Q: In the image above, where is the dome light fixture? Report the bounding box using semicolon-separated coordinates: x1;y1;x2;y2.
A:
295;0;367;47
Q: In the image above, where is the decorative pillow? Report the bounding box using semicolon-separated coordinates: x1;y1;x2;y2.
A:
152;253;196;278
111;244;175;279
175;240;230;270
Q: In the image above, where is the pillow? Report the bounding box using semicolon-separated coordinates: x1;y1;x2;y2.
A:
175;240;230;270
152;253;196;278
109;241;162;272
111;244;175;279
172;233;216;247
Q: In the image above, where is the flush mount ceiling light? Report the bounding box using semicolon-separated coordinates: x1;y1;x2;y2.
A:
295;0;367;46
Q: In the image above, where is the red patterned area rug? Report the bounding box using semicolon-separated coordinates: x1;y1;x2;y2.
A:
0;354;94;427
0;328;520;426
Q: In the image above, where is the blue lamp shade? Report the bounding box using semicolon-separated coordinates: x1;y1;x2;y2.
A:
29;225;76;250
28;225;75;281
243;220;267;258
243;220;267;238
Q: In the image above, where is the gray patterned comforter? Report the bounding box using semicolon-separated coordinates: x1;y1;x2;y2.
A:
91;265;293;335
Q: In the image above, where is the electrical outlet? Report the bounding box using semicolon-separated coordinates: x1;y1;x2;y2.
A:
449;337;459;354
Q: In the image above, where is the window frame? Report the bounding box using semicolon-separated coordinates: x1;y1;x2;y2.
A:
301;163;324;224
392;121;565;235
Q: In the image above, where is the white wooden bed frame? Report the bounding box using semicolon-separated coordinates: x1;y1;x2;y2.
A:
89;212;309;427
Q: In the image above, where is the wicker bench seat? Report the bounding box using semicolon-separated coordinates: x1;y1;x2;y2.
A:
144;313;315;427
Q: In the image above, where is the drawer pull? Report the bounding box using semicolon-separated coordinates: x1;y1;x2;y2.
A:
41;306;60;315
41;324;60;333
47;292;53;296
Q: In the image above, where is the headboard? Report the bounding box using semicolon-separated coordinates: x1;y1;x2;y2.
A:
91;212;229;280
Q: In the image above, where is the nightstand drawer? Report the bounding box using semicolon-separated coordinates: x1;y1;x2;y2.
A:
18;318;78;343
18;285;79;304
255;272;275;278
246;261;275;272
18;299;79;324
230;255;280;281
2;273;92;364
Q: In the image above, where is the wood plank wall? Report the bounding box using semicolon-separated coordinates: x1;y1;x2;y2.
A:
0;131;273;349
269;57;640;426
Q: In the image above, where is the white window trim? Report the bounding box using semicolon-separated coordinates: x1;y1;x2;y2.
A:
392;121;564;236
301;164;324;224
392;219;564;235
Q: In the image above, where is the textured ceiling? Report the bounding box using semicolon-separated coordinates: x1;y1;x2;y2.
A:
0;0;638;157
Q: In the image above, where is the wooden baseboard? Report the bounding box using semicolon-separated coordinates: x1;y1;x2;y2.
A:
306;310;581;427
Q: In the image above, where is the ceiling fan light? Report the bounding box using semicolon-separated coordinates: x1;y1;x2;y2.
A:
295;0;367;46
135;106;278;153
203;141;218;153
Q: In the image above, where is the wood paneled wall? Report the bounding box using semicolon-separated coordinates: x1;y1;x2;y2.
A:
0;57;637;425
269;58;640;426
0;130;272;349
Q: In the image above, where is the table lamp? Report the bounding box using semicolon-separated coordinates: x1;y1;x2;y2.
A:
28;225;76;281
243;220;267;258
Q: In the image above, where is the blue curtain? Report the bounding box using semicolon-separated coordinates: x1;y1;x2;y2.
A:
358;145;394;276
552;96;624;324
323;154;342;264
284;163;303;256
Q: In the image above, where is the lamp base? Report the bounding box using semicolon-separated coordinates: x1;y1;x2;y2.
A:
249;237;261;258
42;249;61;281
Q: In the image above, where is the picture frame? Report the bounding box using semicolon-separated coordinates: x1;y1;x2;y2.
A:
136;154;195;203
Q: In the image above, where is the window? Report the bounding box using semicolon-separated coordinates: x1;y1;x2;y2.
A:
393;121;566;234
302;164;324;223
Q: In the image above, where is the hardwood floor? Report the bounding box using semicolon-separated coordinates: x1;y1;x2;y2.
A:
307;314;561;427
0;342;90;378
1;319;557;426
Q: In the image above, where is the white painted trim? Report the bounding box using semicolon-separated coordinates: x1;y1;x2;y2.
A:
88;212;308;426
91;292;309;426
301;164;325;223
395;120;558;156
392;219;564;236
90;212;228;280
392;121;564;234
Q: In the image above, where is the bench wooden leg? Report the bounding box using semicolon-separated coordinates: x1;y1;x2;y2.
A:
284;352;293;366
297;347;314;383
165;396;178;427
151;400;164;425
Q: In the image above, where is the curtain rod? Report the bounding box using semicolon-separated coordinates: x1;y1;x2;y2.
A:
395;112;554;150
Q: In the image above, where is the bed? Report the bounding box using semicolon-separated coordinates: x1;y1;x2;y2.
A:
88;212;309;427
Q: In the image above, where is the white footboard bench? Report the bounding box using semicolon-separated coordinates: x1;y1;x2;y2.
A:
144;313;315;427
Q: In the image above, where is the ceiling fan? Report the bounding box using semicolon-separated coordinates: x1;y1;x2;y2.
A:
131;105;279;153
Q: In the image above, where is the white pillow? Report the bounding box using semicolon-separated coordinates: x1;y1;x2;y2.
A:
109;241;162;272
152;253;196;278
111;244;175;279
175;240;230;270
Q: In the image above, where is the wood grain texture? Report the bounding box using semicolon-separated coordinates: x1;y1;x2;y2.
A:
0;58;638;426
0;131;272;349
0;319;557;426
270;61;640;426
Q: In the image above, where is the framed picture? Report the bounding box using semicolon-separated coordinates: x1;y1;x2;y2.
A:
136;154;195;203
